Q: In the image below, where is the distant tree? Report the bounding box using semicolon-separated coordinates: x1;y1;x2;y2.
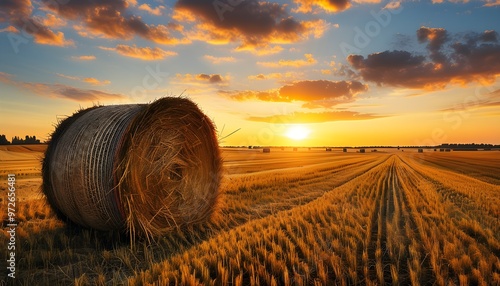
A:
10;135;41;144
12;136;21;144
0;134;10;145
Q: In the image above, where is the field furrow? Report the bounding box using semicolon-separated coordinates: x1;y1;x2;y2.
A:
2;149;499;285
418;154;500;185
397;154;500;285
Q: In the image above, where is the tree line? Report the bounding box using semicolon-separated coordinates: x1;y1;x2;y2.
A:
0;134;41;145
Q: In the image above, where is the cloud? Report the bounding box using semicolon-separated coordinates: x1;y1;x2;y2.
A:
0;26;19;33
0;0;73;47
40;14;66;28
175;73;228;85
440;101;500;112
348;27;500;89
55;87;123;101
483;0;500;6
292;0;381;13
384;1;401;10
292;0;352;13
56;73;111;86
433;0;500;5
138;4;165;16
247;111;384;123
204;55;236;64
72;55;96;61
174;0;329;53
247;72;295;80
83;78;111;86
0;72;124;102
417;26;448;63
257;53;317;68
100;45;177;60
42;0;188;45
222;80;368;108
235;44;284;55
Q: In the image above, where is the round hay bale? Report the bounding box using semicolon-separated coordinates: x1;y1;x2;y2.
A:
42;97;222;239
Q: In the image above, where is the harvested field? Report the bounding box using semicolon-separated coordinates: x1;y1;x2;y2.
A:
1;148;499;285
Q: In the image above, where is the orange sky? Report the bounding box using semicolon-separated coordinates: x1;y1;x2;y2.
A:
1;0;499;146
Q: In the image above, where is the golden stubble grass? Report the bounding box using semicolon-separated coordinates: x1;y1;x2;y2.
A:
1;149;500;285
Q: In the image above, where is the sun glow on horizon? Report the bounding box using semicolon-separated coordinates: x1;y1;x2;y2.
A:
285;125;311;141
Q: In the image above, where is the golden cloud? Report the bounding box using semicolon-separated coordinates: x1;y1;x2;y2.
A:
83;78;111;86
204;55;236;64
222;80;368;108
72;55;96;61
42;0;188;45
100;45;177;60
247;72;295;80
174;1;329;54
40;14;66;28
257;54;317;68
0;1;73;47
56;73;111;86
0;26;19;33
138;4;165;16
292;0;352;13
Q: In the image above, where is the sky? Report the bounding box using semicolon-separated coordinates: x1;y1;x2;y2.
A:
0;0;499;147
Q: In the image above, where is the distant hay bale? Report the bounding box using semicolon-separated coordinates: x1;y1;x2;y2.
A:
359;148;365;153
293;147;298;151
326;148;332;151
263;148;270;153
343;148;347;152
418;148;423;153
42;97;222;239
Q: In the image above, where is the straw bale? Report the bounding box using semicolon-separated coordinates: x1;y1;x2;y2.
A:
42;97;221;239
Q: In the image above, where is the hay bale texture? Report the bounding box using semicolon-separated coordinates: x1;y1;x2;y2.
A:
42;97;222;238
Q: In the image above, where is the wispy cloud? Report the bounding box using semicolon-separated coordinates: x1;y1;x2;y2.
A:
384;1;401;10
0;72;124;102
247;72;295;80
100;45;177;60
257;54;317;68
174;73;229;86
56;73;110;86
138;3;165;16
71;55;96;61
483;0;500;6
203;55;236;64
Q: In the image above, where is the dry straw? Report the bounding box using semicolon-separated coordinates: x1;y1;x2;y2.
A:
42;97;222;240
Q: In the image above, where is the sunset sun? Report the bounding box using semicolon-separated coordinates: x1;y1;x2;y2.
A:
285;125;310;140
